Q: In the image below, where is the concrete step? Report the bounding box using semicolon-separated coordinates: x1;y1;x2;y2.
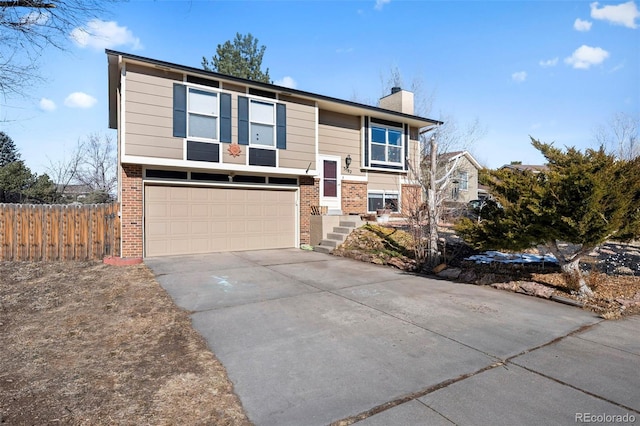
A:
332;227;352;235
327;232;347;242
313;245;333;254
339;221;358;228
318;239;338;248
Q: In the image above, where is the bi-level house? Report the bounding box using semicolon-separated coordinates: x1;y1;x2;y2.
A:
107;50;441;258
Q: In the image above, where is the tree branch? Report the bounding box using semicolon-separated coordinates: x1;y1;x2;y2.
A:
0;1;56;7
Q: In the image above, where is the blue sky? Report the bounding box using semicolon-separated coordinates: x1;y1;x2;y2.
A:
2;0;638;175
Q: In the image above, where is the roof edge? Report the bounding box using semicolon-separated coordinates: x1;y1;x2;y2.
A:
105;49;443;126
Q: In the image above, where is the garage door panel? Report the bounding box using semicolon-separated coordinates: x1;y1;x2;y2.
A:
191;204;209;216
191;238;210;252
191;221;209;234
169;187;189;200
170;221;189;235
145;185;296;256
170;204;189;217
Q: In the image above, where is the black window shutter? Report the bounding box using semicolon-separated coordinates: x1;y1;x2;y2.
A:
363;117;370;167
220;93;232;143
173;84;187;138
276;103;286;149
404;124;409;170
238;96;249;146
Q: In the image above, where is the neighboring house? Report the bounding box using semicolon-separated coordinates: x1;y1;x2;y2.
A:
56;184;92;202
500;163;548;173
438;151;482;204
106;50;441;258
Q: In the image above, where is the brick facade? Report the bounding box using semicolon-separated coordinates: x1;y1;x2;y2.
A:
120;164;143;258
341;180;367;215
401;184;423;215
299;176;319;245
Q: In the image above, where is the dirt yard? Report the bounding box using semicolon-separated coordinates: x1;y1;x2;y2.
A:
0;261;250;425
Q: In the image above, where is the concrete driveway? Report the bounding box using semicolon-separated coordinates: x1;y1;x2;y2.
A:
146;249;640;426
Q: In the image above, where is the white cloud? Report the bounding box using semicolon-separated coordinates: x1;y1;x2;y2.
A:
574;18;593;31
20;11;50;26
374;0;391;10
274;76;297;89
39;98;56;112
539;57;559;67
64;92;97;109
512;71;527;82
564;45;610;69
590;1;640;29
70;19;143;51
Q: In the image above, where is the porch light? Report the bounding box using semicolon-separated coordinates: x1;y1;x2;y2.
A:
344;154;352;171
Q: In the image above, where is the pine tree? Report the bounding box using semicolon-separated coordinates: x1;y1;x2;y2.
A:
456;137;640;296
0;131;20;167
202;33;271;83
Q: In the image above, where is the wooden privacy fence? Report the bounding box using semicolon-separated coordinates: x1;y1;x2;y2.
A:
0;203;121;261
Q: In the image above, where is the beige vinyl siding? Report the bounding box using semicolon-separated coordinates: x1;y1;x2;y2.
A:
406;130;421;179
125;135;183;159
279;101;316;170
279;94;315;107
124;65;183;159
318;110;364;177
367;172;401;191
222;143;247;165
447;156;479;203
319;110;360;130
222;82;247;93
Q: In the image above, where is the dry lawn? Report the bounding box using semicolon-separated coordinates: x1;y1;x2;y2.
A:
0;261;250;425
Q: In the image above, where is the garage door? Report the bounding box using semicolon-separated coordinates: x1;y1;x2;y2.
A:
145;185;297;257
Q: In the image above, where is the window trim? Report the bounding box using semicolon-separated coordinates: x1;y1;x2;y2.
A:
458;171;469;191
249;98;276;149
186;86;221;143
367;190;400;213
368;121;405;169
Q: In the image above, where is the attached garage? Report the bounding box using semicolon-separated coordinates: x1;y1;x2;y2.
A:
144;185;297;257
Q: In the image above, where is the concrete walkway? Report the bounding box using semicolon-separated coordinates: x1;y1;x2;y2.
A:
146;249;640;426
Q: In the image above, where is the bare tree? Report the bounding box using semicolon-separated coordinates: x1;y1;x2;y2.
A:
406;116;486;268
593;112;639;160
380;65;436;117
1;0;117;98
75;133;116;198
45;139;83;199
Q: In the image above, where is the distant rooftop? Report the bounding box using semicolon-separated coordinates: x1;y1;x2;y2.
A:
500;164;548;173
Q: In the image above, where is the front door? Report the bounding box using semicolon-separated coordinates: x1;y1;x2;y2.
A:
319;155;341;213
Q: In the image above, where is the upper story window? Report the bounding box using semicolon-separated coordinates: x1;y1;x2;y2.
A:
458;171;469;190
364;118;406;171
250;100;275;147
188;88;219;140
238;96;286;151
371;125;403;165
173;84;231;143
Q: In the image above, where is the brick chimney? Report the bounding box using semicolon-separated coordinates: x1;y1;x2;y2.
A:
378;87;414;115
